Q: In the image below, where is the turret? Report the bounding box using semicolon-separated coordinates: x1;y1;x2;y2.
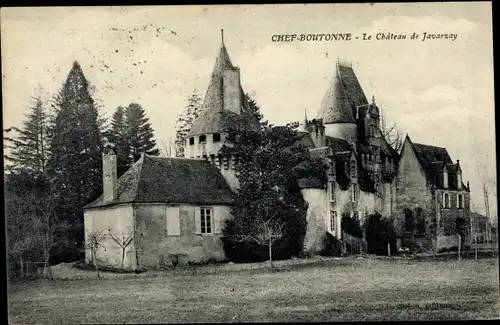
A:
184;30;259;191
317;60;361;146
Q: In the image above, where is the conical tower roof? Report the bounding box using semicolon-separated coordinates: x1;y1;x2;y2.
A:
318;64;355;124
318;62;369;124
188;31;259;137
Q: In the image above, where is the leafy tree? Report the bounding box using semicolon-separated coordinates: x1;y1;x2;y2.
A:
244;93;267;128
341;212;363;238
107;106;131;177
4;93;50;175
221;99;310;262
364;212;397;255
47;61;104;251
125;103;160;163
174;90;203;157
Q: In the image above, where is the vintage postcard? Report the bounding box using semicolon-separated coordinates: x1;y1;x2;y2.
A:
2;2;498;323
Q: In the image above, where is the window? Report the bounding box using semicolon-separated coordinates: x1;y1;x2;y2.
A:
328;158;334;175
351;184;358;202
200;208;213;234
329;181;336;202
352;211;358;220
457;194;464;209
330;211;337;233
350;160;356;176
213;133;221;142
166;206;181;236
443;170;449;189
189;137;194;145
442;192;450;209
199;135;206;143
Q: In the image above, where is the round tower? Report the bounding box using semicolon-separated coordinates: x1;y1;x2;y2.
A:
317;62;357;146
184;30;259;191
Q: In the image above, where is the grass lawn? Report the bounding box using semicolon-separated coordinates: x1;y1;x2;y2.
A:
8;258;500;323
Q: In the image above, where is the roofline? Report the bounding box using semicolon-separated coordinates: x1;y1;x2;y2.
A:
84;200;234;210
323;121;358;125
411;142;448;152
145;155;206;162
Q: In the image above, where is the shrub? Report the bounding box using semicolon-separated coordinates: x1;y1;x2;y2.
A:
341;213;363;238
364;213;397;255
320;232;342;257
73;260;146;274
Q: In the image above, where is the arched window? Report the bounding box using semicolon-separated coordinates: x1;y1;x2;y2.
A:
403;208;414;234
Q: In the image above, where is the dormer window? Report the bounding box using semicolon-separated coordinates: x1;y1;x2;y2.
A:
443;168;449;189
189;137;194;145
199;135;206;143
213;133;221;143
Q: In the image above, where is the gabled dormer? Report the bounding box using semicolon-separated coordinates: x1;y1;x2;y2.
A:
443;163;449;189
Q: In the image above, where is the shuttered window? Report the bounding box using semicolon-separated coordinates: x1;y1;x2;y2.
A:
166;206;181;236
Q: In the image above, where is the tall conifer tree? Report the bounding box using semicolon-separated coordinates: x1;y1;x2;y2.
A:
107;106;131;177
4;93;50;175
125;103;159;163
174;90;203;157
47;61;103;247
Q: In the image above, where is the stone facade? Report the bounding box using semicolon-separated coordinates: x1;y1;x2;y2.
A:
84;203;231;270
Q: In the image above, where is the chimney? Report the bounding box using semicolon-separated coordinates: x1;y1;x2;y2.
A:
103;148;117;202
223;67;242;114
457;160;462;189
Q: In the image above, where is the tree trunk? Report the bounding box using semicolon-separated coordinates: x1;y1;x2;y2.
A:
475;235;478;260
92;250;100;279
121;248;125;270
458;234;461;261
19;254;24;279
44;250;53;280
268;241;273;270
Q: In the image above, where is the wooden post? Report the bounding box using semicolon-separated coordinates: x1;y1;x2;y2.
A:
458;234;461;261
475;234;478;260
387;243;391;256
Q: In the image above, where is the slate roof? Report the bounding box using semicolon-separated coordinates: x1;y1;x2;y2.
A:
318;63;369;124
188;43;259;137
325;136;351;152
84;155;234;209
409;139;468;191
294;131;316;149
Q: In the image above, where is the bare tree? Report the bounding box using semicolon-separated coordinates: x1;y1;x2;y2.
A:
27;191;66;279
476;160;497;224
231;215;285;269
380;115;404;153
160;138;176;157
86;230;107;279
109;229;134;270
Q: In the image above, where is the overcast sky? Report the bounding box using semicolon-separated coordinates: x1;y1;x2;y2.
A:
1;3;495;217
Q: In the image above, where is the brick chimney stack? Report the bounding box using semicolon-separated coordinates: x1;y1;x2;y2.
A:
103;148;117;203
